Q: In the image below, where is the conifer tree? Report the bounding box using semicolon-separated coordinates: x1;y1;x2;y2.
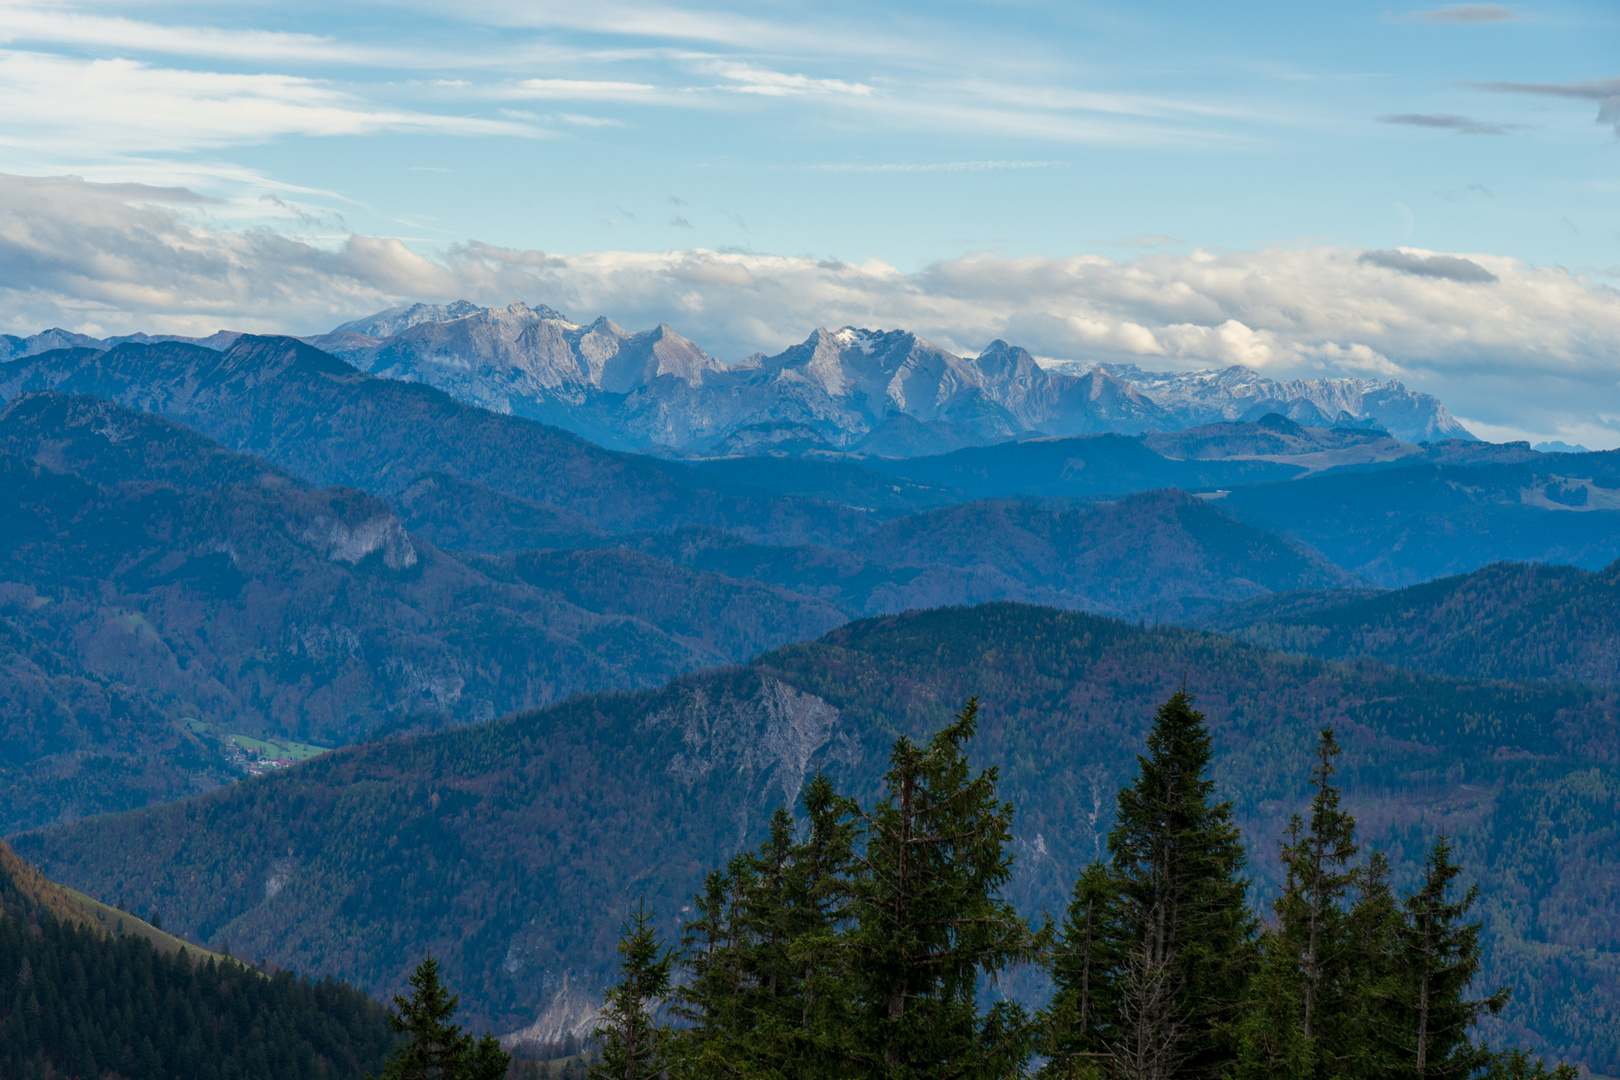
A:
764;772;859;1075
373;954;510;1080
780;767;861;1062
1391;835;1508;1080
672;773;856;1079
1482;1049;1579;1079
1235;728;1359;1080
593;901;674;1080
1233;923;1312;1080
1044;861;1126;1078
672;864;748;1073
464;1034;514;1080
1106;688;1255;1080
845;697;1044;1079
1342;850;1405;1079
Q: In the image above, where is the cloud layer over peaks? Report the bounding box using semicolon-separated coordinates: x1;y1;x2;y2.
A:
3;173;1619;447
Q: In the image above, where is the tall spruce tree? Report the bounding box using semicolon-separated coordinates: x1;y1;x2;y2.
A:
1342;850;1405;1079
1236;728;1359;1080
593;901;674;1080
373;954;510;1080
845;697;1044;1079
1391;835;1508;1080
670;866;748;1074
1106;688;1255;1080
772;772;859;1074
672;773;857;1079
1044;860;1126;1078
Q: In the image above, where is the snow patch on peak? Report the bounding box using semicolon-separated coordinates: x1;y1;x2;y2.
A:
833;326;880;354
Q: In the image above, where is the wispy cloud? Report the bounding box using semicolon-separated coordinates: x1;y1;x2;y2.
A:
1378;112;1516;135
558;112;626;127
1476;78;1620;134
0;3;418;67
1404;4;1523;22
806;160;1070;173
701;61;874;97
509;78;669;103
0;50;542;155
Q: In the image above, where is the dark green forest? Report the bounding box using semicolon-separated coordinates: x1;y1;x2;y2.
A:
1199;558;1620;684
16;605;1618;1072
0;844;395;1080
591;695;1579;1079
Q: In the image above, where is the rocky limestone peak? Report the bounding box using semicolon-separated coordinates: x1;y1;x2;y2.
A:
9;328;107;360
334;298;573;338
642;324;724;384
974;340;1045;386
598;323;722;394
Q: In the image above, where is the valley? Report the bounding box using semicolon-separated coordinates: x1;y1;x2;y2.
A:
1;312;1617;1076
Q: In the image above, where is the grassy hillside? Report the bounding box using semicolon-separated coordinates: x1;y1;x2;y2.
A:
15;604;1617;1071
1197;559;1620;684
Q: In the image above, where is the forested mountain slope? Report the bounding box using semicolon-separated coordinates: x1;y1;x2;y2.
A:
0;337;872;545
1196;559;1620;683
617;489;1359;621
1221;464;1620;585
16;605;1617;1071
0;839;395;1080
4;336;1615;591
0;393;844;832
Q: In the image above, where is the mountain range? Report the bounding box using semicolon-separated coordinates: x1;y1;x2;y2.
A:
3;300;1475;453
13;604;1617;1071
0;389;1377;834
2;309;1618;1075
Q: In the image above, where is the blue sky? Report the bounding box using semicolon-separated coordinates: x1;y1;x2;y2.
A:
1;1;1618;443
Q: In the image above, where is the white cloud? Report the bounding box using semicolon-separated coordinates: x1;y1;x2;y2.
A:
701;61;874;97
0;50;541;154
5;172;1620;445
0;2;420;67
805;160;1069;173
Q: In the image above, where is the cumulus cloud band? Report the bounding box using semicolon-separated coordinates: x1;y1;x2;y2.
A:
3;172;1618;447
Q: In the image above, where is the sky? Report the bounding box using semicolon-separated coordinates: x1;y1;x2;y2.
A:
0;0;1617;444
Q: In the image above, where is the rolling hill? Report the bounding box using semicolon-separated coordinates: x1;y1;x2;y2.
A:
1195;558;1620;683
0;392;846;832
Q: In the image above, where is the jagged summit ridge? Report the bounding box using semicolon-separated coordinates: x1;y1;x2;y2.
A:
1062;360;1472;442
3;299;1474;452
304;301;1468;450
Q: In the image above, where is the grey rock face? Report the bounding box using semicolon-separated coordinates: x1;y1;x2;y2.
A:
314;301;1472;451
1068;361;1475;445
304;303;1205;454
8;301;1472;452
